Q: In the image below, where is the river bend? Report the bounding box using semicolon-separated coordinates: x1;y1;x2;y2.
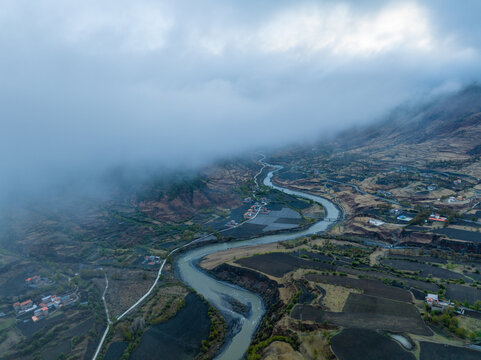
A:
177;164;340;360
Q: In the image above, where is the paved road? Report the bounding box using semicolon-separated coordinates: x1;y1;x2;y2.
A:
92;272;111;360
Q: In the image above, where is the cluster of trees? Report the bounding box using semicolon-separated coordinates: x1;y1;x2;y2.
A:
285;291;302;314
207;307;223;343
148;296;186;326
246;335;300;360
424;308;475;340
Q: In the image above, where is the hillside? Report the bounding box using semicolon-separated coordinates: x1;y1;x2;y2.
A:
333;85;481;174
269;85;481;252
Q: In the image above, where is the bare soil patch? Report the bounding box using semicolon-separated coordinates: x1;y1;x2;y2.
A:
320;283;361;312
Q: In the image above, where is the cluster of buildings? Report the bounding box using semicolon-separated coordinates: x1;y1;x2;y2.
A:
32;306;49;322
12;299;37;315
243;197;271;219
13;293;77;322
244;204;260;219
244;201;270;219
142;255;161;265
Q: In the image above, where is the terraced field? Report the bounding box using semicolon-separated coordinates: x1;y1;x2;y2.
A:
332;329;416;360
381;259;468;281
420;342;481;360
235;252;335;277
305;274;413;302
291;293;430;335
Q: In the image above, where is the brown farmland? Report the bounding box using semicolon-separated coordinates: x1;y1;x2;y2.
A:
291;293;431;335
305;274;413;302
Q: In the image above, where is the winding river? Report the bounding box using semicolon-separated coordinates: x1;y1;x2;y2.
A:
176;163;340;360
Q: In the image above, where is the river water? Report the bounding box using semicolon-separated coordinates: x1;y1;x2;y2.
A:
176;165;340;360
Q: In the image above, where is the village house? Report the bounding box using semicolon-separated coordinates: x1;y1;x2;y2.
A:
142;255;161;265
25;275;40;286
369;218;385;226
425;293;438;305
429;214;447;222
397;214;413;222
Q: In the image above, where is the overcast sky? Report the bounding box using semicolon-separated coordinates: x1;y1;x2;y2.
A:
1;0;481;203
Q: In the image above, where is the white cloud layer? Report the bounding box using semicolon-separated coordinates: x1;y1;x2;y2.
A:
1;0;481;202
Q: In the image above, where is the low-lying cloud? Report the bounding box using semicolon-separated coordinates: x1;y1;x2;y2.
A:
1;0;481;204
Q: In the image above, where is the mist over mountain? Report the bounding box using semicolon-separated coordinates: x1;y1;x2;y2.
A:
2;0;481;205
3;3;481;360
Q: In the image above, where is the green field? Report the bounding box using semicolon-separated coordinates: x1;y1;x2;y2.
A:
0;317;15;331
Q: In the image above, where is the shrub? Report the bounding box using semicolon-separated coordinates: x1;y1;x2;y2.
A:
455;327;467;339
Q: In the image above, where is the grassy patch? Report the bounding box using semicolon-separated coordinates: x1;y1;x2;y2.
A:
0;317;15;331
